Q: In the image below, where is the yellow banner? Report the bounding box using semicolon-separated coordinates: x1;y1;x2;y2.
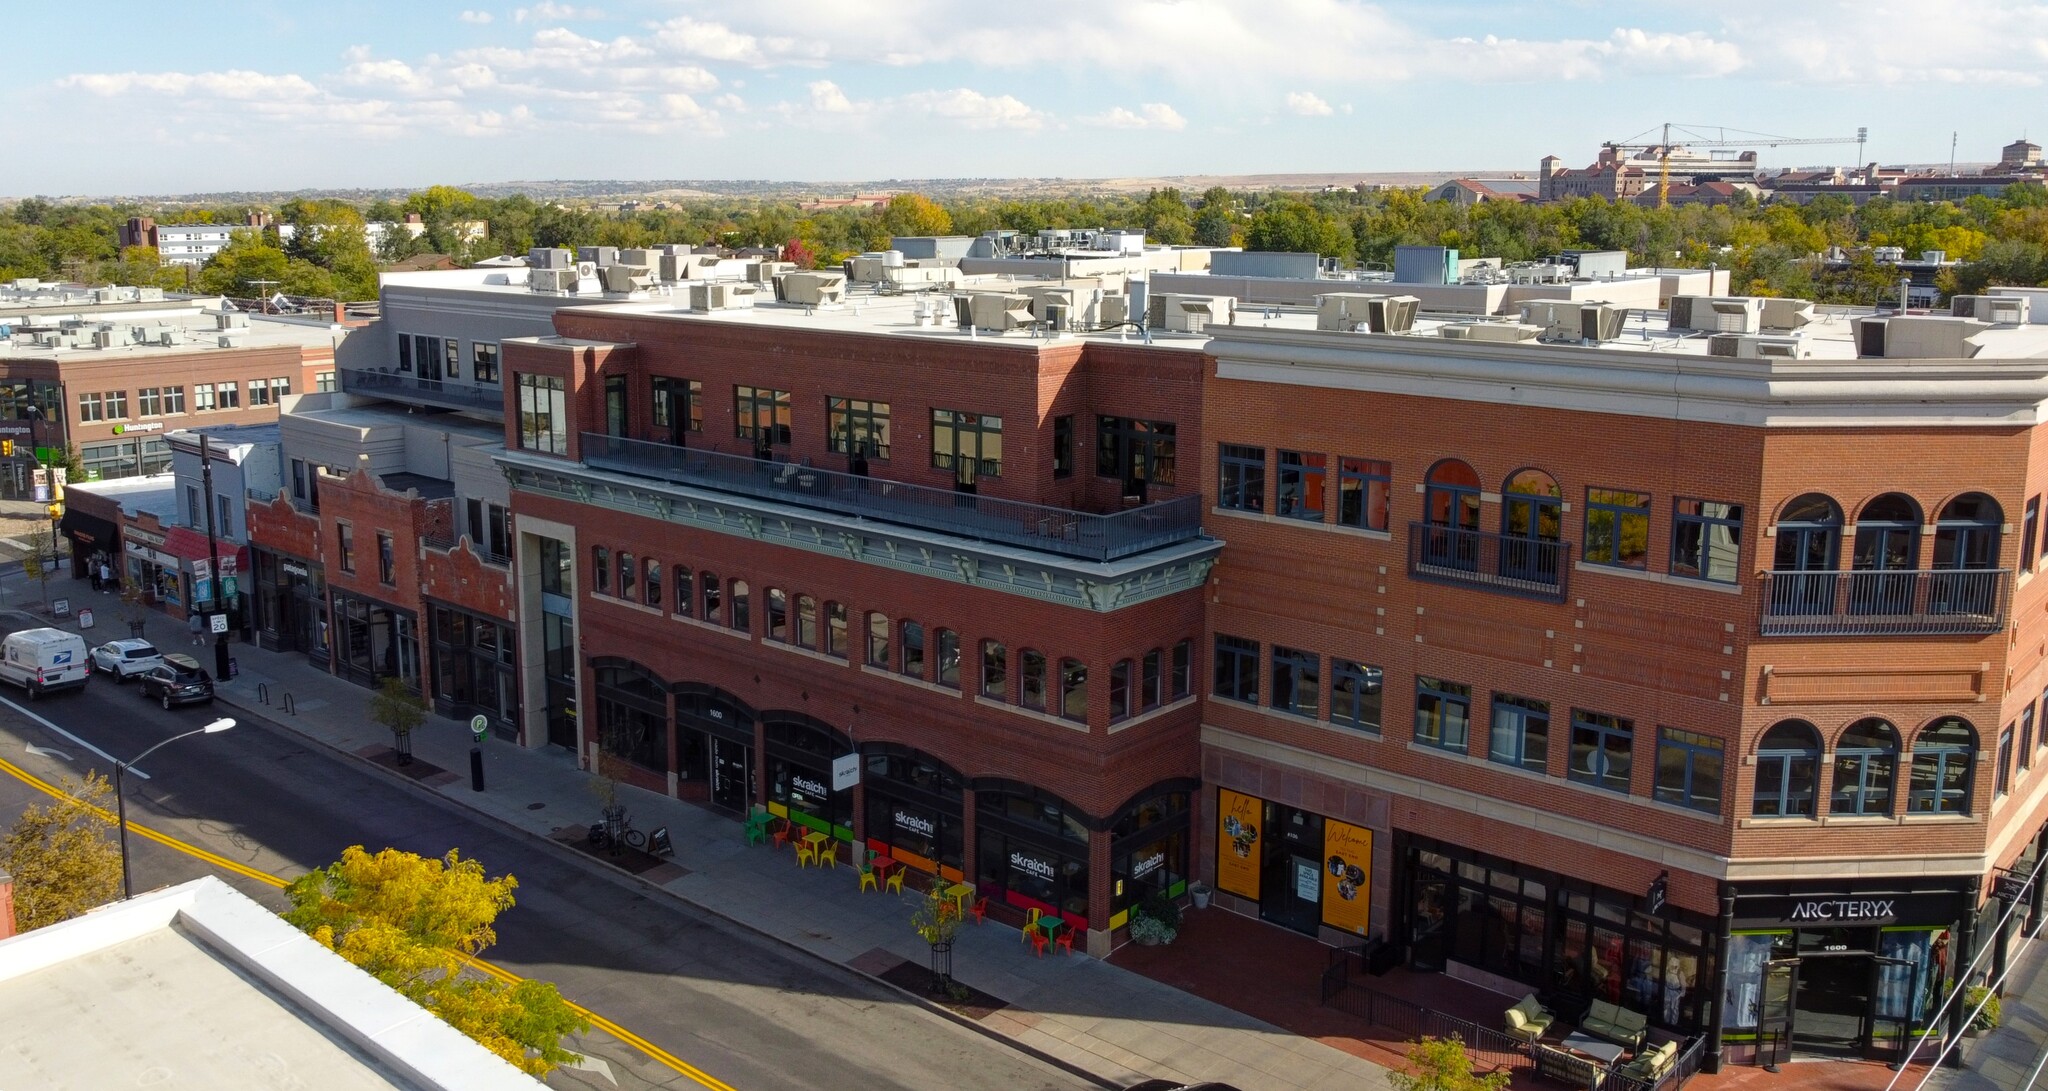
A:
1321;820;1374;936
1216;789;1263;900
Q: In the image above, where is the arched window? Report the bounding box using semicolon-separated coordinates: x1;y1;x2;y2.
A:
866;612;891;667
764;587;788;642
1753;720;1821;818
644;557;661;608
935;628;961;688
1909;717;1976;815
727;579;750;632
594;661;668;773
1500;468;1562;582
1059;658;1089;721
900;620;925;678
1933;494;2004;617
700;569;721;624
1850;494;1921;615
1109;658;1133;721
1769;494;1842;616
1421;459;1482;571
795;595;818;648
1830;718;1899;816
592;546;610;595
672;565;693;617
617;551;636;600
825;601;847;657
1020;649;1048;710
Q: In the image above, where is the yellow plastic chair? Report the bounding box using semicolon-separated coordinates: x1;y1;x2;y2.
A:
885;870;905;896
796;843;819;868
1022;907;1043;944
859;866;878;893
820;840;840;869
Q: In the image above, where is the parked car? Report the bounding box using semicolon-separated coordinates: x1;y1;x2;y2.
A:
0;627;90;698
137;654;215;708
90;638;164;681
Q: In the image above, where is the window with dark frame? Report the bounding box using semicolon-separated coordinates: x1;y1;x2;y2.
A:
826;601;847;657
1338;458;1391;531
1059;659;1088;721
516;373;567;453
2026;497;2041;574
1052;415;1073;479
1218;444;1265;512
337;523;355;573
472;342;500;383
796;595;817;648
376;532;394;584
1171;639;1191;699
700;570;721;623
866;612;890;667
766;588;788;642
1585;488;1651;569
1671;499;1743;583
397;335;412;372
1488;693;1549;772
1330;660;1382;734
1096;416;1177;489
1212;634;1258;704
1998;726;2015;797
727;579;749;632
900;619;925;678
445;338;461;380
1270;645;1320;717
734;385;792;446
1414;676;1472;752
672;566;693;617
936;628;960;688
1141;650;1161;710
981;640;1007;699
617;551;636;600
1654;728;1723;815
1908;718;1975;815
931;409;1003;478
1277;450;1326;521
827;397;891;458
1831;718;1898;816
1109;660;1132;721
644;558;661;608
2023;704;2036;772
1570;710;1635;795
1021;649;1048;710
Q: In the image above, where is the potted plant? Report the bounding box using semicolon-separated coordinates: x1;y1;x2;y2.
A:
1189;880;1212;910
1965;985;2001;1035
1129;890;1182;945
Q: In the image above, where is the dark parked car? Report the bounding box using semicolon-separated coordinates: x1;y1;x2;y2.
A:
137;654;215;708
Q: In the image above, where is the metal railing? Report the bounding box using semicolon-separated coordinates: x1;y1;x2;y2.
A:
1761;569;2007;636
1407;522;1571;602
1318;947;1699;1090
579;432;1203;563
338;368;505;414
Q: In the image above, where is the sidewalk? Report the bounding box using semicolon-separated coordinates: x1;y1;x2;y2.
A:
1925;920;2048;1091
23;570;1392;1091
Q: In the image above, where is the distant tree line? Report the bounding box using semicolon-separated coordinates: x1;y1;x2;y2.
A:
3;180;2045;305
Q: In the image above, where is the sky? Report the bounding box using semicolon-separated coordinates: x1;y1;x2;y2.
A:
6;0;2045;196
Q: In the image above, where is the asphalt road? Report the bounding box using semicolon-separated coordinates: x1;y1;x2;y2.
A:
0;673;1092;1091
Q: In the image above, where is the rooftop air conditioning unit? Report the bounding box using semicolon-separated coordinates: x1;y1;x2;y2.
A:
575;261;598;281
1099;294;1129;328
689;282;760;312
780;271;847;306
600;264;653;294
1579;304;1627;342
1707;333;1742;358
92;328;114;349
1760;298;1817;332
1367;295;1419;334
1669;295;1764;335
1443;322;1542;343
967;292;1037;332
530;268;577;294
618;248;659;270
1148;293;1233;333
1952;295;2030;325
576;246;619;268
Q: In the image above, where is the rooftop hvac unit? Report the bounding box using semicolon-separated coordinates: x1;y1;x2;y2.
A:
1759;298;1816;331
780;271;847;306
952;295;974;329
600;264;654;294
137;287;164;302
529;247;573;269
967;292;1037;331
530;268;578;294
1860;315;1992;359
92;328;114;349
576;246;619;268
1317;293;1379;331
1099;294;1129;328
1579;304;1626;342
1440;322;1542;343
618;248;659;269
575;261;598;281
689;282;760;312
1952;295;2031;325
158;330;177;346
214;312;250;330
747;261;793;284
1712;334;1810;360
1148;293;1233;333
1668;295;1763;335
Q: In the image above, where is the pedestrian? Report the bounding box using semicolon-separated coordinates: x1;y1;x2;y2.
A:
99;558;113;593
188;610;205;646
89;558;102;592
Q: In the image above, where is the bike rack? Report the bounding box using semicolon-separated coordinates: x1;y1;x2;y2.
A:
256;682;270;706
282;692;297;716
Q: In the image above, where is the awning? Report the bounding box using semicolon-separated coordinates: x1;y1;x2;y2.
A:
58;509;120;550
160;526;252;573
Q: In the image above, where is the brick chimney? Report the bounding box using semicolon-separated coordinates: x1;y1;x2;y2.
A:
0;867;14;940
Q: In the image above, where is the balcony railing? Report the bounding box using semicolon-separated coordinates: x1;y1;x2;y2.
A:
1407;522;1571;602
1761;569;2008;636
579;432;1202;563
338;368;505;414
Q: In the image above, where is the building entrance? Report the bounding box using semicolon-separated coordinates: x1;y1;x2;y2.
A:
1793;944;1872;1057
1258;803;1323;936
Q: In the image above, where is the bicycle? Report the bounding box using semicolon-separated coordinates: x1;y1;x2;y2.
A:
586;805;647;852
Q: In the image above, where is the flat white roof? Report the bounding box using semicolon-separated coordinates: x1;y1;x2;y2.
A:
0;877;542;1091
0;309;345;363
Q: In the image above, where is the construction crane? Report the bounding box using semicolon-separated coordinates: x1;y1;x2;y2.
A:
1607;123;1869;207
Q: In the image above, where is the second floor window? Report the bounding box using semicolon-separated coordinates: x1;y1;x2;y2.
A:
472;342;500;383
1218;444;1265;512
377;532;395;584
517;373;567;454
1672;499;1743;583
1096;416;1176;490
735;385;792;447
336;523;355;573
931;410;1002;481
828;398;891;459
1585;488;1651;569
1338;458;1391;531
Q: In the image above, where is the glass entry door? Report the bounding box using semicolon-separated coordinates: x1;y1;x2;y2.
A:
1757;958;1798;1071
1258;803;1323;935
711;737;752;812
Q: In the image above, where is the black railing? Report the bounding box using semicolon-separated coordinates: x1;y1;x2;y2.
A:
1319;955;1698;1090
579;432;1203;563
1761;569;2007;636
339;368;506;414
1408;522;1571;602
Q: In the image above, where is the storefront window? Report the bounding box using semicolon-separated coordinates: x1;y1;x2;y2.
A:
977;783;1091;927
765;715;852;839
430;604;518;737
331;592;418;689
594;662;667;773
1110;789;1190;928
862;747;964;880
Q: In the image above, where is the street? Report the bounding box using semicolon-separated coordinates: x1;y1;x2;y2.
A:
0;672;1091;1091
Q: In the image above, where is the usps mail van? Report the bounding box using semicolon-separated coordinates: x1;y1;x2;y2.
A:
0;627;91;698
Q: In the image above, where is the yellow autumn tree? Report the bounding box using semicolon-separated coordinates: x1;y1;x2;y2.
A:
1;772;122;932
284;846;588;1076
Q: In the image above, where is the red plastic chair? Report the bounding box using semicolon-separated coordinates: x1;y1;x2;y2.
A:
970;896;988;926
1030;930;1050;958
771;822;794;851
1055;928;1075;956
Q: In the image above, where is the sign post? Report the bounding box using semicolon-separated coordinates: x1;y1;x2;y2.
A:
469;714;488;792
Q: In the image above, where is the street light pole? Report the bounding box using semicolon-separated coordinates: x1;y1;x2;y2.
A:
199;432;231;680
114;717;234;899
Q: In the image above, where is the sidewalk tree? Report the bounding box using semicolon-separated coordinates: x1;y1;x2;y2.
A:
1388;1036;1510;1091
370;677;428;766
909;882;966;998
18;529;50;608
284;846;588;1076
0;772;121;933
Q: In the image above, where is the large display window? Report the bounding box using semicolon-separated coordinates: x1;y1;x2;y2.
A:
764;713;852;840
975;781;1090;929
593;660;668;774
861;746;964;881
1110;786;1191;930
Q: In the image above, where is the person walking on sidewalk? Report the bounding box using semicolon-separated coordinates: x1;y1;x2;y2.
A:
89;557;102;592
99;558;113;593
188;610;205;646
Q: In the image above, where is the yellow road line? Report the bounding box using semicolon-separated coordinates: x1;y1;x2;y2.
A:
0;753;734;1091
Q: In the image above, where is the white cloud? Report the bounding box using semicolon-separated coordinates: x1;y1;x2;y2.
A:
1284;91;1332;116
808;79;855;113
899;88;1044;130
713;93;746;112
1083;103;1186;130
459;9;493;24
340;56;441;96
650;16;821;66
61;69;320;101
514;2;601;24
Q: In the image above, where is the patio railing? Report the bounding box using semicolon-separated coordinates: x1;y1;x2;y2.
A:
339;367;506;414
1318;948;1698;1090
1761;568;2007;636
579;432;1203;563
1407;522;1571;603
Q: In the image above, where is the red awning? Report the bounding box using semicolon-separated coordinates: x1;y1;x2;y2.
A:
160;526;252;571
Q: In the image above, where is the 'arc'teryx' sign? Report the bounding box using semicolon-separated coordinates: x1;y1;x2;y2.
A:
1787;898;1897;923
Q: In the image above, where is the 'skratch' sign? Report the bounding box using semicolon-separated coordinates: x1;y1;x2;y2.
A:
894;809;935;837
1010;851;1056;881
790;774;826;798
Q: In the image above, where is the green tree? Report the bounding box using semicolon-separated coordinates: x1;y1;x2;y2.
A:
877;194;952;241
196;230;289;295
1;772;122;932
1388;1036;1510;1091
284;846;588;1076
1246;198;1352;257
370;677;428;762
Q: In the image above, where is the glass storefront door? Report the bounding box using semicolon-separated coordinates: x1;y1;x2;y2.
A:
712;736;752;811
1259;802;1323;935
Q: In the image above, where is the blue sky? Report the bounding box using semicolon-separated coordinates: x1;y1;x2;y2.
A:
6;0;2043;196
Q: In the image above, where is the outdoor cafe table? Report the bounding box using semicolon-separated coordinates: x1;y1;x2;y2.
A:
943;882;974;916
802;830;831;863
1034;915;1064;948
1560;1032;1625;1067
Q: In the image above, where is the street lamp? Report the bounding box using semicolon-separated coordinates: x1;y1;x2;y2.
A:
114;717;235;899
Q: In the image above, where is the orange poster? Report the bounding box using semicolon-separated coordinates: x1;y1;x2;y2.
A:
1320;820;1374;936
1216;789;1263;900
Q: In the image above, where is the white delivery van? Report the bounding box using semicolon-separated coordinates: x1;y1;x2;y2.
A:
0;627;91;698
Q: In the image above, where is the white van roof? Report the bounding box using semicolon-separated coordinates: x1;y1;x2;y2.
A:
7;628;84;645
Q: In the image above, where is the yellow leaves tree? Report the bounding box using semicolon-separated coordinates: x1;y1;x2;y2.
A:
1;772;121;933
284;846;588;1076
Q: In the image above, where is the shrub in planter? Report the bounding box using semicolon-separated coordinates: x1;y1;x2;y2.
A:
1129;913;1177;946
1966;985;2001;1031
1139;890;1183;931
